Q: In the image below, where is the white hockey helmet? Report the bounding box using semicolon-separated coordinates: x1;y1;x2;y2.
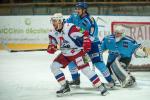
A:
51;13;64;22
51;13;64;31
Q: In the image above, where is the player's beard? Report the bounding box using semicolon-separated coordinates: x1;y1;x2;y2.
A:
57;23;62;30
56;23;63;32
53;23;62;31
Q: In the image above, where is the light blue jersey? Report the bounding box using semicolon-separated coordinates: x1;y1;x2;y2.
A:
101;34;119;53
101;34;141;63
66;13;79;26
116;36;140;58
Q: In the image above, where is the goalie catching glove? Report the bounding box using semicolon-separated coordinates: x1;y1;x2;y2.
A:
83;30;91;52
134;45;148;58
47;44;57;54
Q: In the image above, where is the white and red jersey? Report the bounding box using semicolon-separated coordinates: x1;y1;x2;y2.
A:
48;23;84;56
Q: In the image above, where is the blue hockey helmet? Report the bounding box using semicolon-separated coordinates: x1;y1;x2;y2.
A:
76;2;88;9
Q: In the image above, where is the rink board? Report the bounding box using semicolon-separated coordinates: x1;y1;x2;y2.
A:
0;43;48;50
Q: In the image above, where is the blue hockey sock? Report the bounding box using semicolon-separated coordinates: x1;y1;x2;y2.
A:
71;73;80;80
68;61;80;80
94;62;113;83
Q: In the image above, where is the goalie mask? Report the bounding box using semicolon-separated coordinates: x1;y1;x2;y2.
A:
51;13;64;31
114;26;125;42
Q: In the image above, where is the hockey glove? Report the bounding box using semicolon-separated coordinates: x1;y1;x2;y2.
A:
83;30;89;37
47;44;57;54
134;46;148;58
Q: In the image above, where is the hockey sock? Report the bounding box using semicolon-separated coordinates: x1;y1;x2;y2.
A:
95;62;113;83
81;66;101;87
55;73;66;85
50;62;66;85
68;61;80;80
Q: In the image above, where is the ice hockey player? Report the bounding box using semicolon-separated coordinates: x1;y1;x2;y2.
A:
47;13;108;97
101;25;142;88
65;2;115;88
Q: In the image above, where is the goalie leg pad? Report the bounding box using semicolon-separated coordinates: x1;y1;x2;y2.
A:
111;57;131;87
124;75;136;88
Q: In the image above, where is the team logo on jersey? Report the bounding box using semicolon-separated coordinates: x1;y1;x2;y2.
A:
61;40;70;48
123;42;128;48
55;32;59;35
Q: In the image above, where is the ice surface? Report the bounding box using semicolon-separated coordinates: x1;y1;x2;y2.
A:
0;51;150;100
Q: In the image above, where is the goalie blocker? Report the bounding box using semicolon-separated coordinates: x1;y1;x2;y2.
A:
111;57;136;88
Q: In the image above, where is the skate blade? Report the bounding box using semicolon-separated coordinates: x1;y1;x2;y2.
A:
56;92;71;97
101;91;109;96
70;85;80;89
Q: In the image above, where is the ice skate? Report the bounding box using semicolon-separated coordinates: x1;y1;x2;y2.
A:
56;81;71;97
98;83;109;96
68;77;80;88
108;80;116;88
104;80;116;89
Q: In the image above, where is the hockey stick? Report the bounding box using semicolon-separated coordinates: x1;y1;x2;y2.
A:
96;17;108;28
96;17;108;24
9;47;81;53
10;46;82;53
10;49;47;52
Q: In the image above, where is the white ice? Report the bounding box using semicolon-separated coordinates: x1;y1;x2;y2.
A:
0;51;150;100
